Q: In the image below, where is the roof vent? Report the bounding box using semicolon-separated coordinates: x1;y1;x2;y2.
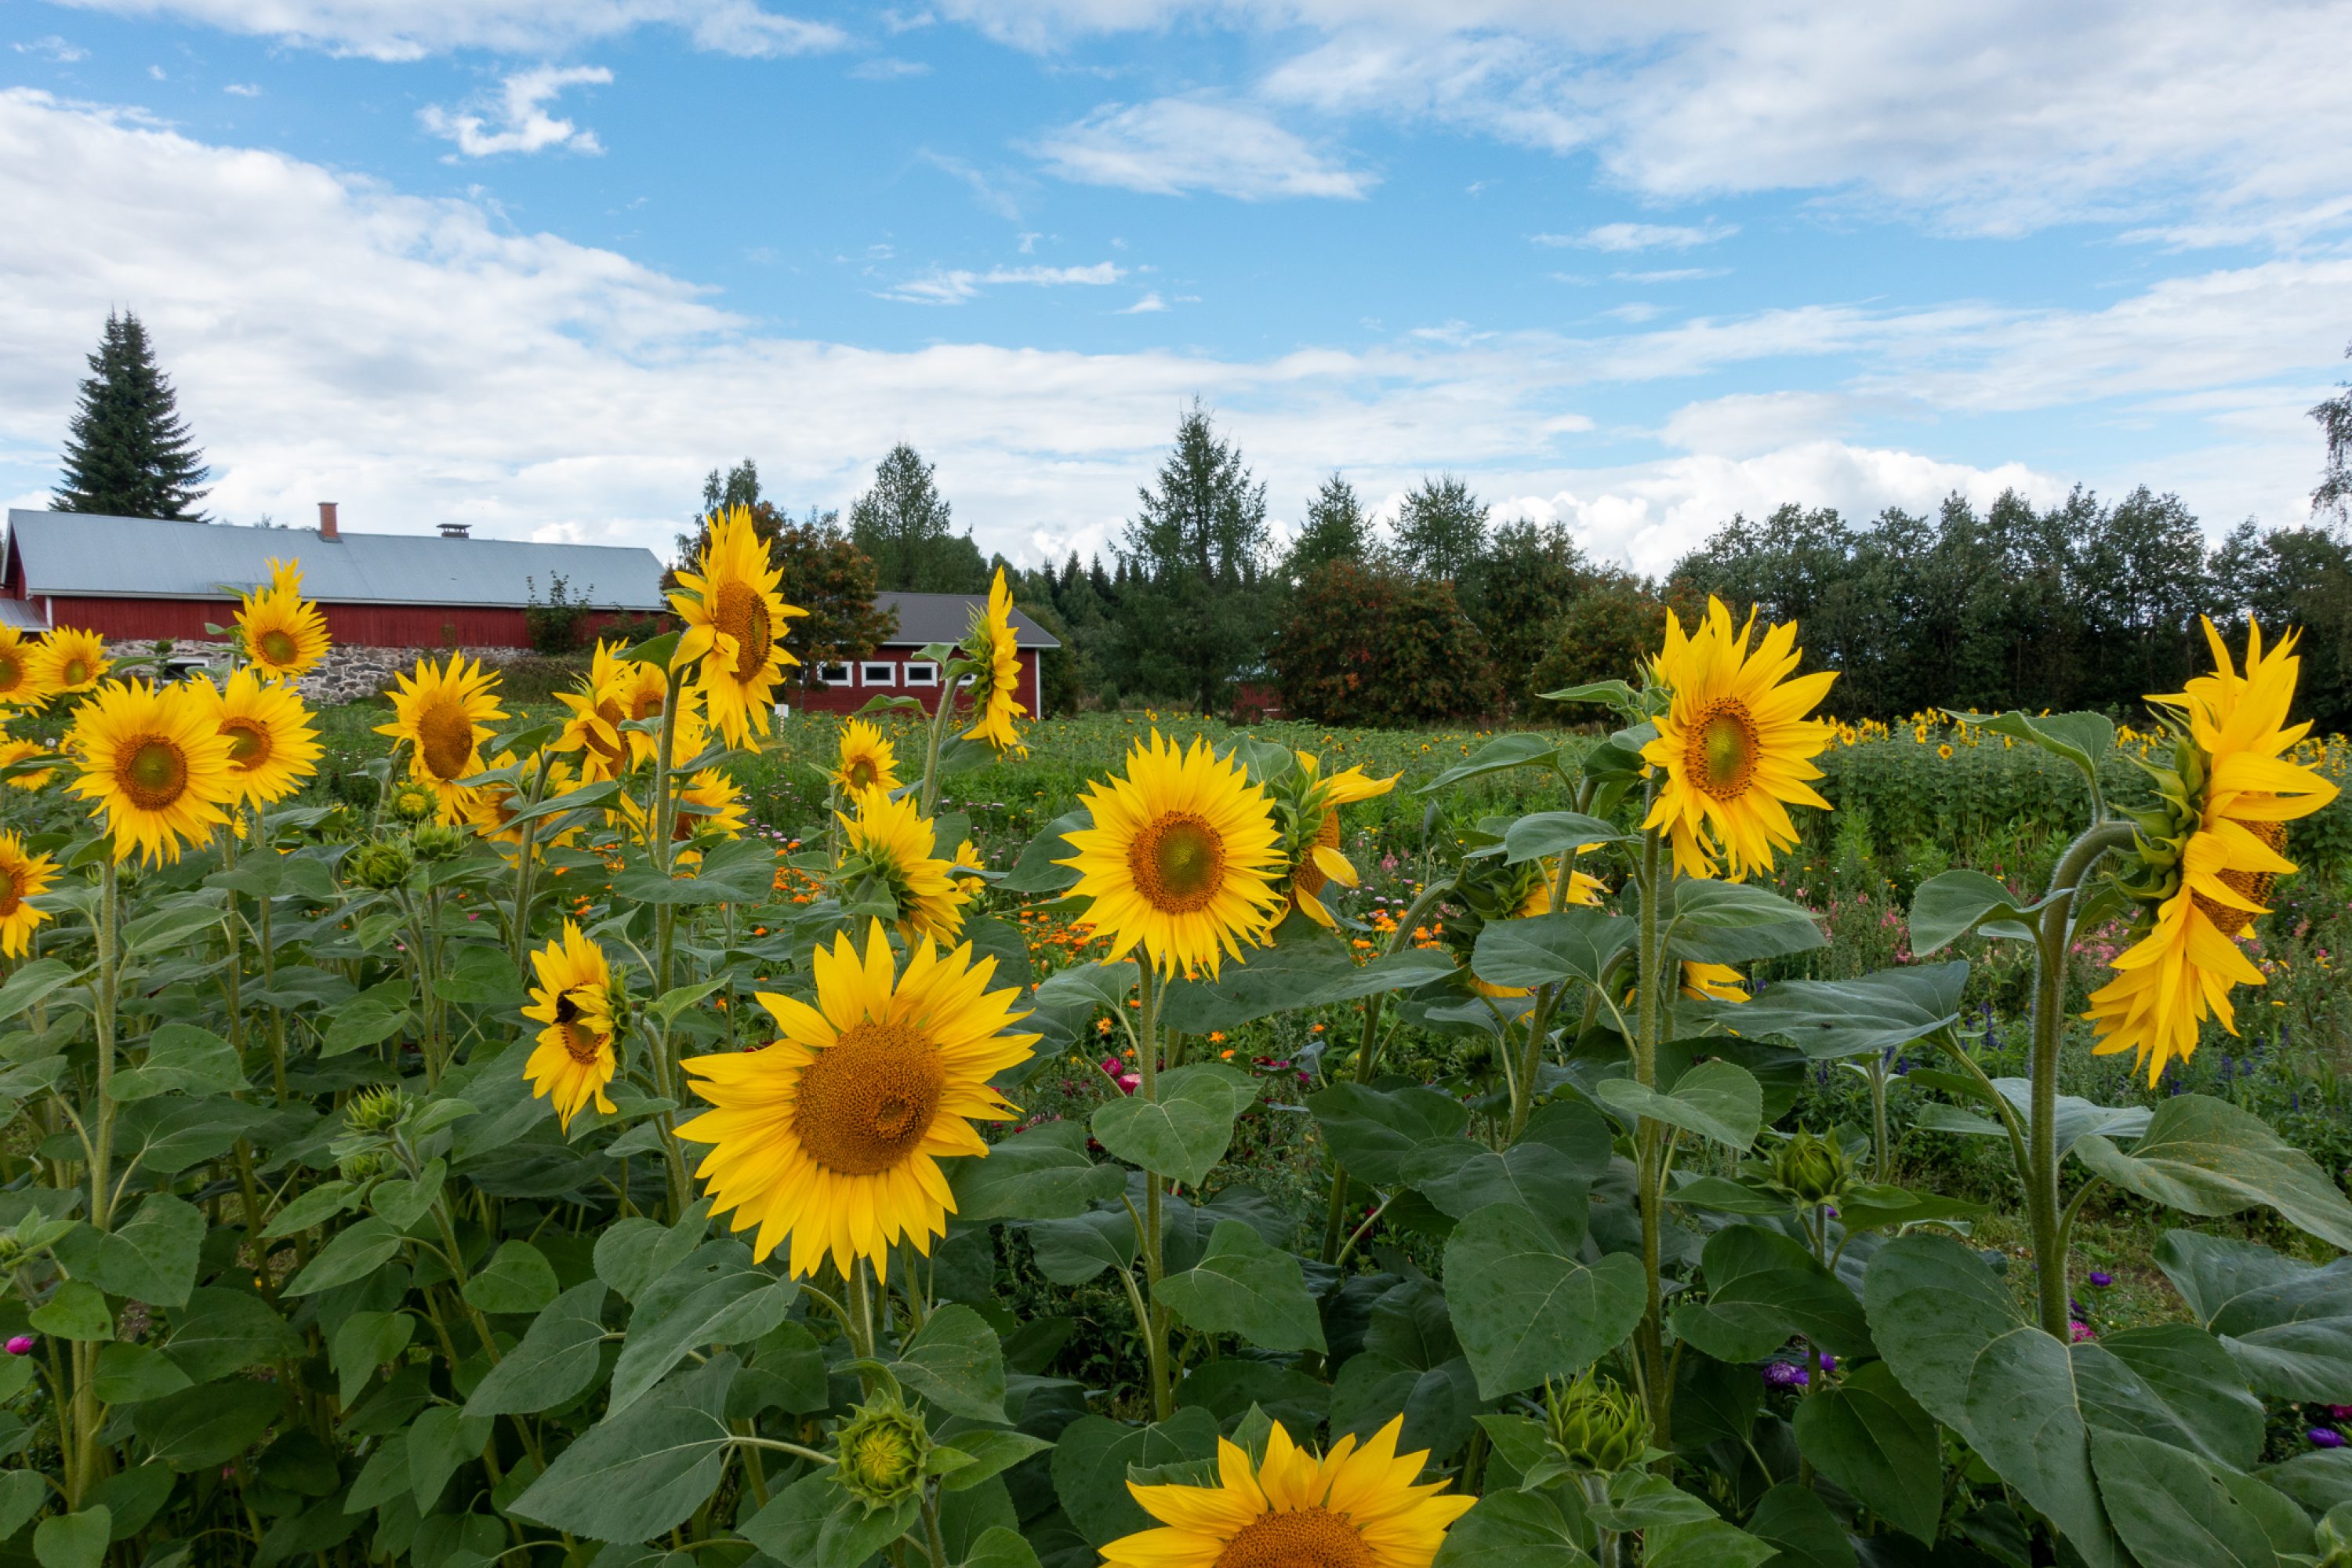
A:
437;523;471;539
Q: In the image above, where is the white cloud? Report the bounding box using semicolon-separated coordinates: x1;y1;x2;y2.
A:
1615;267;1726;283
0;87;2336;580
1533;220;1736;252
1117;291;1167;314
1602;302;1662;324
851;56;930;78
48;0;844;61
1033;96;1376;200
916;151;1025;220
12;36;89;62
420;65;612;158
880;260;1125;305
223;82;262;96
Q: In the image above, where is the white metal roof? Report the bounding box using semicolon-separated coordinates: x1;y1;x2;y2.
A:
5;510;667;611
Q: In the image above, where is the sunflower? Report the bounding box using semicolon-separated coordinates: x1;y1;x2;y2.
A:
833;718;901;796
522;921;619;1130
670;504;804;749
2085;620;2337;1083
69;680;240;864
1466;855;1608;1000
1059;731;1283;977
1277;750;1399;928
1681;961;1749;1003
235;559;330;682
676;918;1040;1279
1642;597;1837;880
0;738;56;789
959;567;1028;754
0;629;51;710
1104;1416;1473;1568
375;652;506;818
37;628;110;696
837;787;969;944
0;833;59;956
463;751;581;857
554;642;672;780
199;666;321;807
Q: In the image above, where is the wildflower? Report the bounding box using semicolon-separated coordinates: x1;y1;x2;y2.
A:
5;1335;32;1356
2087;1270;2114;1287
2069;1320;2096;1343
1762;1360;1809;1388
2308;1428;2345;1450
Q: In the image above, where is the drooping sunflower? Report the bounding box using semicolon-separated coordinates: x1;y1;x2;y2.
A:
1104;1416;1474;1568
199;666;322;806
958;567;1028;755
1276;750;1399;928
0;832;59;956
37;627;110;696
522;921;619;1130
670;504;804;749
463;751;581;858
837;787;969;944
2085;619;2338;1083
0;737;56;789
1642;597;1837;880
235;559;331;682
375;652;506;818
0;628;51;710
1058;731;1283;977
832;718;901;797
676;919;1040;1279
69;680;240;863
1681;961;1749;1003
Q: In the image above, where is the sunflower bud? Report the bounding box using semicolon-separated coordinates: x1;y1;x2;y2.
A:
343;839;414;891
1771;1131;1852;1207
411;822;466;863
833;1394;931;1513
339;1148;396;1182
344;1086;408;1136
2316;1504;2352;1568
1544;1368;1650;1475
388;780;438;824
0;1236;24;1272
314;804;365;844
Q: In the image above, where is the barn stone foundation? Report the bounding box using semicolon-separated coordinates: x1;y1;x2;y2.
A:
103;639;535;705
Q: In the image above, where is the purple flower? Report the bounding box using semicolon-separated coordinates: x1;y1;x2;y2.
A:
4;1336;31;1356
1817;1352;1837;1373
2087;1271;2114;1288
2308;1428;2345;1450
1762;1361;1809;1388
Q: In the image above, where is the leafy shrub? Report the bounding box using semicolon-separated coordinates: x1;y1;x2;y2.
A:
1269;559;1503;726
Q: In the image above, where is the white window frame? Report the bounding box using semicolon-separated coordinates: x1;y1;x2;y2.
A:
902;660;939;687
860;661;898;687
816;661;853;687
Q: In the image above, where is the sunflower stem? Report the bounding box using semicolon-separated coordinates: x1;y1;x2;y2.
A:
1632;817;1671;1450
2024;816;2137;1339
1132;956;1174;1422
916;664;963;818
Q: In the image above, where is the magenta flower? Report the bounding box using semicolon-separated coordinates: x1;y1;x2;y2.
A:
2069;1320;2097;1343
5;1336;32;1356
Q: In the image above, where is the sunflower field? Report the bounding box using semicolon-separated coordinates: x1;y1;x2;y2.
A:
2;506;2351;1568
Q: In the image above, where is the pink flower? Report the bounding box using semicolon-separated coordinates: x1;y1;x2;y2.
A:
1098;1057;1139;1094
4;1336;32;1356
2069;1320;2096;1342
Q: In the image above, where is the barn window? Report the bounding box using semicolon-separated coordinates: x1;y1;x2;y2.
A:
816;661;852;686
902;661;938;686
860;662;898;687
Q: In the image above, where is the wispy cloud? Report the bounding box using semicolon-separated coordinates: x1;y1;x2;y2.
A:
880;260;1124;305
1614;267;1728;283
1033;96;1375;201
12;36;87;63
419;65;612;158
1533;221;1737;252
46;1;843;62
223;82;261;97
851;56;929;79
1117;291;1168;314
917;150;1024;220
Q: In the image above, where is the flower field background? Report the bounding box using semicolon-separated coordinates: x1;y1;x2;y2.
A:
3;528;2352;1568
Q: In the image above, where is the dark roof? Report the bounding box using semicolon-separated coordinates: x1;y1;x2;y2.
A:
5;510;667;612
877;590;1059;649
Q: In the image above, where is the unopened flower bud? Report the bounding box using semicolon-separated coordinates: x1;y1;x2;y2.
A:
5;1335;32;1356
833;1394;930;1513
388;781;438;824
1772;1131;1852;1207
411;822;465;862
1544;1368;1650;1475
344;1086;407;1136
343;839;414;891
339;1148;396;1182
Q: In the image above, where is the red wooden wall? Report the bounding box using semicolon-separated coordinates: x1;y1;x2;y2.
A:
33;596;642;648
793;648;1042;720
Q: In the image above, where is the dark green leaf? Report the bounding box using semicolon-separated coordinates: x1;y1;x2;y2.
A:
463;1240;560;1316
1664;880;1824;964
507;1353;739;1542
2155;1229;2352;1403
113;1094;267;1174
1747;1483;1857;1568
29;1281;111;1341
1672;1223;1872;1362
285;1217;406;1295
891;1303;1009;1422
0;958;78;1023
1791;1359;1941;1543
162;1287;299;1381
1154;1221;1326;1353
111;1023;243;1101
1907;873;2055;956
321;984;411;1058
950;1120;1123;1222
1687;963;1969;1060
1419;735;1560;793
1161;941;1454;1035
1048;1409;1218;1547
961;1524;1046;1568
328;1311;415;1406
85;1463;173;1539
31;1510;109;1568
0;1472;42;1541
52;1193;203;1308
2089;1429;2275;1568
741;1470;917;1568
408;1405;492;1510
1443;1203;1646;1399
1022;1210;1137;1287
1596;1060;1762;1150
1956;710;2114;795
1643;1517;1777;1568
1403;1139;1589;1225
93;1341;192;1404
1429;1489;1591;1568
592;1200;712;1304
132;1380;284;1469
937;1432;1054;1493
2074;1093;2352;1249
1308;1082;1470;1188
466;1282;611;1417
1471;909;1635;991
1092;1063;1258;1188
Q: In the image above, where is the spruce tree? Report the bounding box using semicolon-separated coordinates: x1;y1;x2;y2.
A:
53;310;210;521
850;444;986;593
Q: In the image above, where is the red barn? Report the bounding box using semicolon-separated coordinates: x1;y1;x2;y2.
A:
797;591;1058;719
0;504;666;647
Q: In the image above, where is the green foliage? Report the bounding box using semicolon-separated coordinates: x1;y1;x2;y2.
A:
1269;559;1504;726
51;308;209;521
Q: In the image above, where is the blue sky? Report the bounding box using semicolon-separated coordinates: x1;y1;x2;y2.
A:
2;2;2348;572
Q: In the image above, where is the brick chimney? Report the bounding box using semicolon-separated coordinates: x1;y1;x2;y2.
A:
318;502;339;540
